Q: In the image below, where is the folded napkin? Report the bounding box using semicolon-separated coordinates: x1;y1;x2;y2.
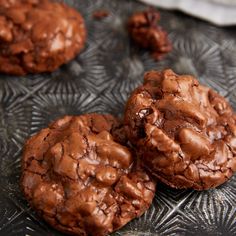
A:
139;0;236;26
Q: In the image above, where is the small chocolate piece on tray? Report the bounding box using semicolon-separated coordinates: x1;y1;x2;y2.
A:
21;114;155;236
124;69;236;190
0;0;86;75
93;9;109;20
128;8;172;60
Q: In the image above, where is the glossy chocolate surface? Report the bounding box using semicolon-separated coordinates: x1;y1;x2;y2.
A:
21;114;155;236
125;69;236;190
0;0;86;75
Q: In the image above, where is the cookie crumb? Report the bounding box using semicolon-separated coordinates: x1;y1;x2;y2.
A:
128;8;172;60
93;9;109;20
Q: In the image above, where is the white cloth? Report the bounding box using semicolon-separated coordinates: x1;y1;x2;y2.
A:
139;0;236;26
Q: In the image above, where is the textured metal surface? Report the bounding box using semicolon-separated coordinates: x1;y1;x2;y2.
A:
0;0;235;235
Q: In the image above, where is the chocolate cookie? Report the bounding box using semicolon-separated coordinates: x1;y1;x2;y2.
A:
21;114;155;236
128;9;172;60
0;0;86;75
124;69;236;190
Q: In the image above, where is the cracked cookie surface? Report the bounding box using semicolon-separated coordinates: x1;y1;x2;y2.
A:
124;69;236;190
0;0;86;75
21;114;155;236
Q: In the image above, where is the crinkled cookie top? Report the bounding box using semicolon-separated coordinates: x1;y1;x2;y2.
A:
21;114;155;236
0;0;86;75
125;69;236;190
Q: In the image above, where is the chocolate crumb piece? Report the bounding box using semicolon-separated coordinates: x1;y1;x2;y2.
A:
124;69;236;190
128;8;172;60
93;10;109;20
0;0;86;75
21;114;155;236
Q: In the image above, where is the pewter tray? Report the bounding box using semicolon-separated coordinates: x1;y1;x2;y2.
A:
0;0;235;235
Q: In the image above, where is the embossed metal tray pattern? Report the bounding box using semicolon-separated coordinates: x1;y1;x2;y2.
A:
0;0;235;235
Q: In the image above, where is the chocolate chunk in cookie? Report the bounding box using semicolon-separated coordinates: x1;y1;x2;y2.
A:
124;69;236;190
128;8;172;60
21;114;155;236
0;0;86;75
